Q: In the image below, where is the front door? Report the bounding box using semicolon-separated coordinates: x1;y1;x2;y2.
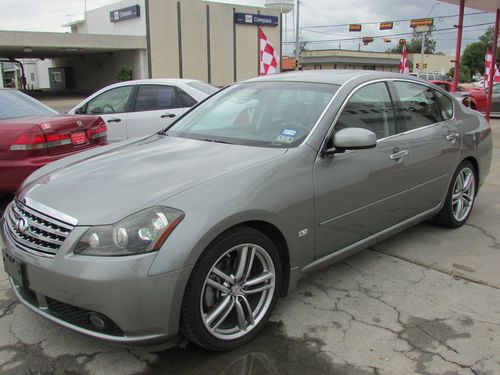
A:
84;85;133;142
314;82;411;258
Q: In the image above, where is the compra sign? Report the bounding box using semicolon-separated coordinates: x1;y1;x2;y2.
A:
235;13;279;27
110;4;140;23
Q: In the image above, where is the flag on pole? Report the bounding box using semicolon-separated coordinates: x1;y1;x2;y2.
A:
399;43;410;74
485;48;500;87
259;28;279;76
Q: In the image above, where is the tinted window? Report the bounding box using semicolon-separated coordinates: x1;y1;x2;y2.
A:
134;85;177;112
335;82;396;139
433;90;453;120
493;84;500;94
86;86;133;114
393;82;442;131
167;82;338;148
186;81;218;95
176;88;197;108
0;90;57;120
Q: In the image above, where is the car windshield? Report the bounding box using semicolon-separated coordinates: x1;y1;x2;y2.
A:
166;81;338;148
0;90;57;120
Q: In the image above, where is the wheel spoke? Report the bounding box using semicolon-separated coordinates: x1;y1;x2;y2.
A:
212;266;234;285
452;192;461;204
206;295;232;326
462;193;472;207
455;198;464;219
234;298;247;331
212;298;236;330
244;283;274;294
207;278;231;294
234;246;249;282
244;271;273;287
239;295;255;326
462;173;473;191
244;247;256;282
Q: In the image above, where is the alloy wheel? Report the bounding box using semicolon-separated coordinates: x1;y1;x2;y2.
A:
200;243;276;340
451;166;475;222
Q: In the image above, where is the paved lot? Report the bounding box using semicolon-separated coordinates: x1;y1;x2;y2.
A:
0;120;499;374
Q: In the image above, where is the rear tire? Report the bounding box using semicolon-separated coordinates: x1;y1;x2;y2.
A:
434;160;476;228
180;226;282;351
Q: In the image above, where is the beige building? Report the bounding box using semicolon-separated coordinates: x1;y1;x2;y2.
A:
0;0;281;91
147;0;281;86
299;49;454;75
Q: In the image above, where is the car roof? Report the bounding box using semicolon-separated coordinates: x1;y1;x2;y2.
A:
243;70;428;86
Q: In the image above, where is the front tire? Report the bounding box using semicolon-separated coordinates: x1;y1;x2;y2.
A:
434;160;476;228
180;227;282;350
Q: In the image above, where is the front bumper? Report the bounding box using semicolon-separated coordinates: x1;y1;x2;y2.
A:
1;220;192;344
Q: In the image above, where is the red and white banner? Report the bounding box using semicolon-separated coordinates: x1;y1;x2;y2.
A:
485;48;500;87
399;43;410;74
259;28;279;76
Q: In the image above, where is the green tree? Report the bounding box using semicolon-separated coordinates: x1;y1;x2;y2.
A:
116;65;133;81
448;65;471;82
387;29;437;54
461;27;500;76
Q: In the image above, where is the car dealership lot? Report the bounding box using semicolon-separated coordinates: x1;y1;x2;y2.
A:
0;120;499;374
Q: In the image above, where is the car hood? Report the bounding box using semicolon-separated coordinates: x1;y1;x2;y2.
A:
19;135;286;225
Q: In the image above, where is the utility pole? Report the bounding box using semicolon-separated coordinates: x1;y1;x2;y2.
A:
295;0;300;71
420;33;426;73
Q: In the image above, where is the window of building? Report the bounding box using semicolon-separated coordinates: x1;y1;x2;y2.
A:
30;73;35;82
335;82;396;139
393;81;442;130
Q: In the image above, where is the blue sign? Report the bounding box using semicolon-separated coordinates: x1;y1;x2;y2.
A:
110;5;140;23
235;13;279;27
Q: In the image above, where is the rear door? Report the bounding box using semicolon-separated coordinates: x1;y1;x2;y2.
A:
83;85;134;142
314;82;411;257
126;85;197;139
390;81;460;215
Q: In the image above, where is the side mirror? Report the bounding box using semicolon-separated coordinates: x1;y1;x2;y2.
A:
325;127;377;155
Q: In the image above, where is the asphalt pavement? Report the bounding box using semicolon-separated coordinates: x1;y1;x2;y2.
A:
0;114;499;374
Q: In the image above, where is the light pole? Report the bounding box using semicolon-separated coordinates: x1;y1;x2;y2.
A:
420;2;439;73
295;0;300;71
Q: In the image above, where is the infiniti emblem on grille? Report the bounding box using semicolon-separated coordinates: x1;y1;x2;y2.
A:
15;217;29;233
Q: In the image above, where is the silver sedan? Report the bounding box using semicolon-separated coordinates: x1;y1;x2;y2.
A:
1;71;492;350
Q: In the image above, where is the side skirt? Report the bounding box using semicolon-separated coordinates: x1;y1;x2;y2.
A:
287;204;442;293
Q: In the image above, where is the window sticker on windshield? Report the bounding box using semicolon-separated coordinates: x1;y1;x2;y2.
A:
277;128;297;143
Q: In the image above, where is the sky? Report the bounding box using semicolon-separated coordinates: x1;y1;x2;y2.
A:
0;0;495;55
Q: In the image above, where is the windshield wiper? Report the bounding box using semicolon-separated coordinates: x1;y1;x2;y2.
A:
201;138;232;144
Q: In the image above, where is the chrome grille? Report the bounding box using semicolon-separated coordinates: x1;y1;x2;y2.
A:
4;200;74;258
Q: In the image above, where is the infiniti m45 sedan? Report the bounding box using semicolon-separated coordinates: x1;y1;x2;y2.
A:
1;71;492;350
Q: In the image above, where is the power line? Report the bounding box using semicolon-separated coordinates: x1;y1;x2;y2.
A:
301;11;489;30
283;22;494;44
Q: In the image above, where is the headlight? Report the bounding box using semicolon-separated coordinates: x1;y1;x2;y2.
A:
74;206;184;256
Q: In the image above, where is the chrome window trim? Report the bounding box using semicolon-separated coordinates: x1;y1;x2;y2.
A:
317;77;457;158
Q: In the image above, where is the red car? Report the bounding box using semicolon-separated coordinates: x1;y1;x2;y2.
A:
0;89;107;193
431;80;487;112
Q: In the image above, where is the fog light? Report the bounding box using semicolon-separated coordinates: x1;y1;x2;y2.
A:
88;313;106;329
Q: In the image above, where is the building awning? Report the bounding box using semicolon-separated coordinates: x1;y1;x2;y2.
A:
0;30;146;59
440;0;500;12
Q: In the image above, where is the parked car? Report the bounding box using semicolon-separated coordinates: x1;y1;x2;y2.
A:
484;83;500;116
1;71;492;351
0;89;107;193
68;79;218;142
431;80;487;112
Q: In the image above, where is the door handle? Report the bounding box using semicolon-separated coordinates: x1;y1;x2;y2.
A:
161;113;176;118
389;149;409;161
107;118;122;123
446;133;459;142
